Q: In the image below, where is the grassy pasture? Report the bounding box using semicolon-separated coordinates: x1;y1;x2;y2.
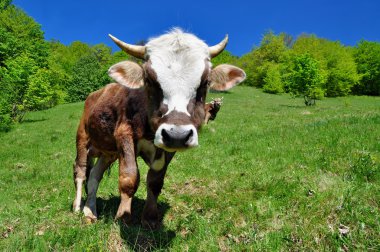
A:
0;86;379;251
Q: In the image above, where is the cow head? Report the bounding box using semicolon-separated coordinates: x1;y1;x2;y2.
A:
108;29;245;152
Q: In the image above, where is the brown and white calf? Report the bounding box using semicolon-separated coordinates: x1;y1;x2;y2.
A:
72;29;245;228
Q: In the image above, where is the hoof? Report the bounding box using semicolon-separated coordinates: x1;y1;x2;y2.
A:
73;204;81;213
141;210;160;230
115;202;132;225
85;216;97;224
141;218;160;230
115;212;131;226
83;205;97;221
72;200;83;213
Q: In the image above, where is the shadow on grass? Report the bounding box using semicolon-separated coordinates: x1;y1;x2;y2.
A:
97;196;176;251
22;118;47;123
279;104;305;108
209;90;232;94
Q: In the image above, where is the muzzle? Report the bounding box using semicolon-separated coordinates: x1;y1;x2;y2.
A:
154;124;198;152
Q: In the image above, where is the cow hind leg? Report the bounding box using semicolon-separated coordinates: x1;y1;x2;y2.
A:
73;156;94;213
83;156;112;222
73;132;90;212
84;155;94;195
73;163;85;213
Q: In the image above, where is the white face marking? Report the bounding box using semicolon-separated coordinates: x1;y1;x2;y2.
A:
163;95;190;116
146;29;209;116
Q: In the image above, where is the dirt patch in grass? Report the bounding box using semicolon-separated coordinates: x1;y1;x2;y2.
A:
107;228;125;252
169;178;219;197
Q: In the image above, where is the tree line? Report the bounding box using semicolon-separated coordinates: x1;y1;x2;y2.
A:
1;1;380;131
0;1;131;131
214;32;380;105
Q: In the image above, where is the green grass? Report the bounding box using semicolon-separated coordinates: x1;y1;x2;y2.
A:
1;86;379;251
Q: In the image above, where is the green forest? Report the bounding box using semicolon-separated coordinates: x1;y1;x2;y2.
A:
1;1;380;131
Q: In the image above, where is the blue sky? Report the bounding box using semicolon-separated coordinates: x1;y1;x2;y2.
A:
13;0;380;56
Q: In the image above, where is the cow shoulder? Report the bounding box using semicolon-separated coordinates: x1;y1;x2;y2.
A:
86;84;127;146
86;83;128;116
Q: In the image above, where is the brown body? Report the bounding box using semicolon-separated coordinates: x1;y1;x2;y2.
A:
83;83;151;153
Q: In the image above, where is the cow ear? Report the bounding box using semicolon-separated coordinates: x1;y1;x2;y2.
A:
108;61;144;89
209;64;246;91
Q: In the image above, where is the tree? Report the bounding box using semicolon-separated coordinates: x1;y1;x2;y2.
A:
0;0;12;10
353;40;380;95
0;5;48;67
109;50;129;65
24;68;62;111
92;43;112;65
0;2;127;131
211;50;237;66
0;53;38;121
292;35;359;97
48;40;121;102
0;3;49;126
262;63;284;94
288;54;325;106
66;54;109;102
238;31;290;89
237;51;256;87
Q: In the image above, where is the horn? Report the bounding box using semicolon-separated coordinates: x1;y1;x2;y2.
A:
108;34;146;59
209;34;228;58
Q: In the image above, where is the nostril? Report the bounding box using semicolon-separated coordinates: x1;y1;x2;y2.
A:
161;128;170;141
184;129;193;143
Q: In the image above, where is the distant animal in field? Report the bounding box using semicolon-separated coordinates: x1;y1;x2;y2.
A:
72;29;246;228
204;97;223;124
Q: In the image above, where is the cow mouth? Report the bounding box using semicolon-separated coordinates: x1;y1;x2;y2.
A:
154;124;198;152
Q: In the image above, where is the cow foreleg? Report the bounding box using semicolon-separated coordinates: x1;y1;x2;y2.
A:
115;125;140;223
142;151;174;229
83;156;112;222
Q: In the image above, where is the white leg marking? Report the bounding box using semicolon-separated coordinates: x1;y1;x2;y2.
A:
73;178;84;212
